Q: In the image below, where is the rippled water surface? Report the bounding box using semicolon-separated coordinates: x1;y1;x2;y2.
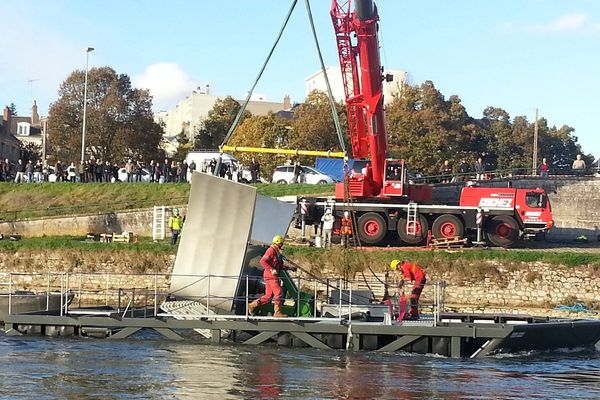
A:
0;335;599;399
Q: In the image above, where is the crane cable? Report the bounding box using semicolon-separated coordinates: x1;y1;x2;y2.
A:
219;0;299;149
304;0;346;154
219;0;346;156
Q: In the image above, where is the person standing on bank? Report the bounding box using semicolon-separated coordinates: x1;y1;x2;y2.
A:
168;208;184;245
321;209;335;248
340;211;352;248
389;259;427;320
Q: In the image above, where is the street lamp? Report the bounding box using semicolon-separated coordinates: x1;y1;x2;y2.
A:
81;46;95;163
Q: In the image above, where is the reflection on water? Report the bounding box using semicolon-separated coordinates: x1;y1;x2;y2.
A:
0;335;598;399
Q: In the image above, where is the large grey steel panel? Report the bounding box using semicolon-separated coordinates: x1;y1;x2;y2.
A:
250;194;296;245
170;172;257;313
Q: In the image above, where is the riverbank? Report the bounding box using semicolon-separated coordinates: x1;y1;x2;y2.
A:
1;237;598;318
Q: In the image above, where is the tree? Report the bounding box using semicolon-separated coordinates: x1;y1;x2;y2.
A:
194;96;249;150
228;113;292;176
172;129;192;162
386;81;478;175
289;90;348;166
20;142;41;162
7;103;17;116
47;66;165;163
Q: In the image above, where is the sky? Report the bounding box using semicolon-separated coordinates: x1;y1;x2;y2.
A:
1;0;599;156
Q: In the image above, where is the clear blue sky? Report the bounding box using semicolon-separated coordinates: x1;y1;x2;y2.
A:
1;0;599;157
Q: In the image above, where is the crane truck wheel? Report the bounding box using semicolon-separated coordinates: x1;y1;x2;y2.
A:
397;215;429;245
432;214;464;239
486;215;519;247
357;212;387;245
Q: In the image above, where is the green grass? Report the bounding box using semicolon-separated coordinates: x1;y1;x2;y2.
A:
0;182;334;221
0;235;176;254
284;246;600;273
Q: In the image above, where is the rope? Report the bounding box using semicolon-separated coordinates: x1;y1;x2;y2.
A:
554;303;592;313
304;0;346;154
220;0;299;148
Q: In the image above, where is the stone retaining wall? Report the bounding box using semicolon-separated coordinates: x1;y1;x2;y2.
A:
1;250;598;318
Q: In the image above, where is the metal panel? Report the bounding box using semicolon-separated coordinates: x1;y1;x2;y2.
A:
170;172;257;313
250;194;296;245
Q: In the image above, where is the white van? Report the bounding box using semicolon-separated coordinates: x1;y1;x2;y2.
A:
185;151;237;174
185;151;252;182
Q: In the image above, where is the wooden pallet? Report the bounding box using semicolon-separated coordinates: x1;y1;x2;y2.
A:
430;236;468;249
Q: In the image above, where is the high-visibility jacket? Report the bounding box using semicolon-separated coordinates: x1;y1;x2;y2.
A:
340;216;352;235
260;245;283;274
400;261;426;283
168;215;183;231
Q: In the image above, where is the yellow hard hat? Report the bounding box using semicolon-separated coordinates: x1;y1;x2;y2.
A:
272;235;284;246
390;259;401;270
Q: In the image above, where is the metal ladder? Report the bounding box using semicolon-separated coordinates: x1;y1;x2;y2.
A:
152;206;166;240
406;202;418;236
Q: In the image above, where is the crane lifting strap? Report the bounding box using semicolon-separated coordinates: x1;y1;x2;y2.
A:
219;0;346;159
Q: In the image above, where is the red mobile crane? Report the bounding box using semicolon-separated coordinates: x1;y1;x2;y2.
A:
298;0;554;247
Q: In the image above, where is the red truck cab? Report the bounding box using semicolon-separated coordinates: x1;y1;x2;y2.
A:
460;187;553;245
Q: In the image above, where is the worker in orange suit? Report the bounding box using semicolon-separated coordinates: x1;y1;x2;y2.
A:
248;235;291;318
340;211;352;248
389;259;427;320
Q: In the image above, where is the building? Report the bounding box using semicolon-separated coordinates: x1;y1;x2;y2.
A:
305;67;407;105
0;107;26;162
155;86;292;154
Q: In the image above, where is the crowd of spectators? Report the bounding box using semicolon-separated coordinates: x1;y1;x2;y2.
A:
432;153;594;184
0;157;199;184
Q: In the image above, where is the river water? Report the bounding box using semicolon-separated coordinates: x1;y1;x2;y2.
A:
0;335;599;399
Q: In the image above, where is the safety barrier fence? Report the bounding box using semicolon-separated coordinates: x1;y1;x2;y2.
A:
2;271;446;324
410;166;599;185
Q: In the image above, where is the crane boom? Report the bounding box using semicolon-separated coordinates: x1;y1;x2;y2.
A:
331;0;387;196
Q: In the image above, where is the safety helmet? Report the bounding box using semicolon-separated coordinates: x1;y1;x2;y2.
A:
173;208;179;214
272;235;284;246
390;259;401;271
344;211;349;217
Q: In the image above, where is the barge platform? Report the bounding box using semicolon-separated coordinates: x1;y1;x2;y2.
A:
2;271;600;358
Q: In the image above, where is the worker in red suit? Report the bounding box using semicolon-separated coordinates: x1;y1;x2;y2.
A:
248;235;291;318
389;259;427;320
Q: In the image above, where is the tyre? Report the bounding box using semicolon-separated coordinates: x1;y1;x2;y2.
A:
357;212;387;245
397;214;429;245
276;179;287;184
432;214;464;239
317;180;328;185
486;215;519;247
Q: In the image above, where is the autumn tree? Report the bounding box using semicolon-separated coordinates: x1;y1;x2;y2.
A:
194;96;250;150
47;66;165;163
386;81;479;175
289;90;348;166
173;130;192;162
228;113;292;176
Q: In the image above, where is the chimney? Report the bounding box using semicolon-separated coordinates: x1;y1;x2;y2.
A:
2;107;9;135
205;84;210;95
31;100;40;126
283;95;291;109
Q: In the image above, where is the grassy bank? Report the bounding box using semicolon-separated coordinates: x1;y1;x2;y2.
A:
1;236;599;271
0;182;333;220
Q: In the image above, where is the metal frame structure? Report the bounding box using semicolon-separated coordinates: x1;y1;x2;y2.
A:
3;271;600;358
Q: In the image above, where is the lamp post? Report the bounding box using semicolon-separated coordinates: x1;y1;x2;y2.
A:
81;47;95;163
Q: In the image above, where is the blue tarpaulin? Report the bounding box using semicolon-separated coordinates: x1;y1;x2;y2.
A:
315;158;353;182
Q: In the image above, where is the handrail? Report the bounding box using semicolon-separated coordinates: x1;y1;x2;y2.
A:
4;271;445;321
